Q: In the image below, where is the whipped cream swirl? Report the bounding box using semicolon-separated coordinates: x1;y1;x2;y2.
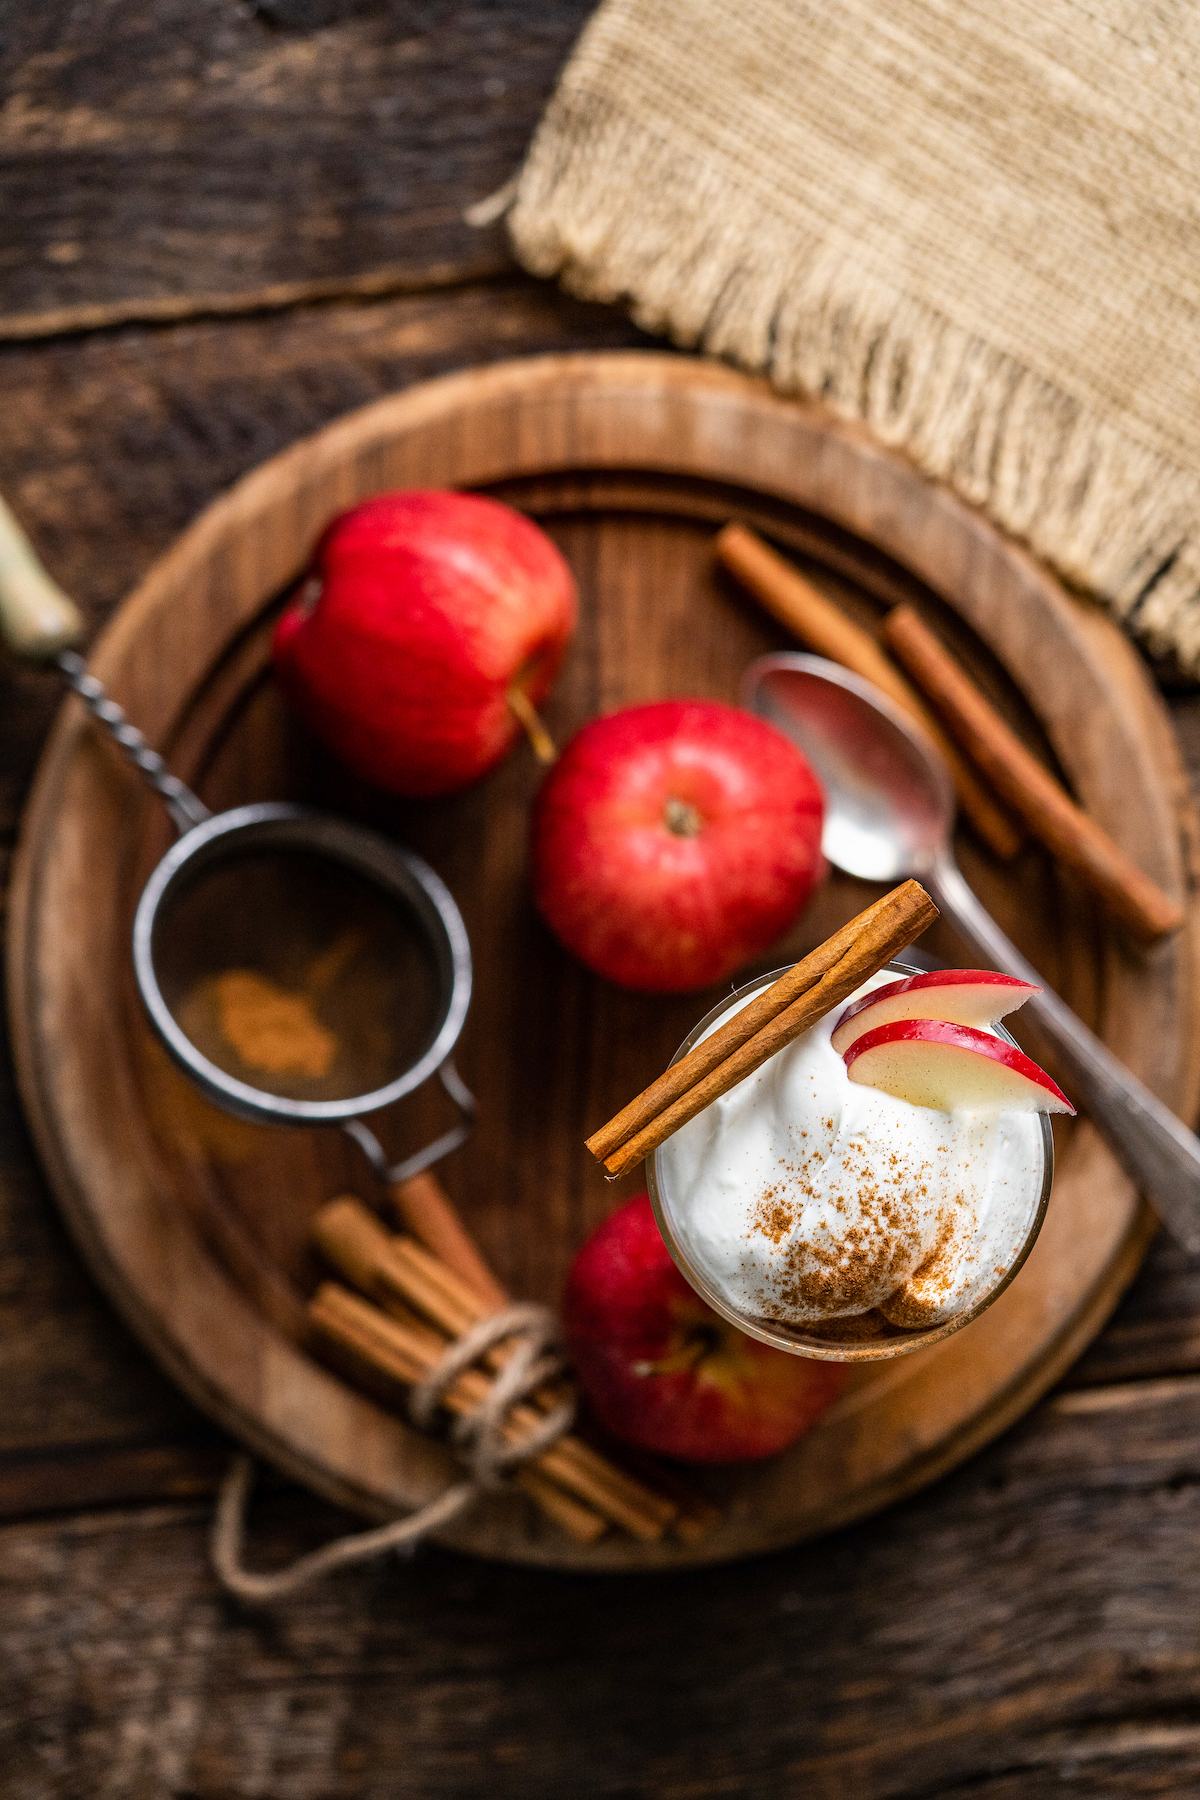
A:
657;972;1046;1333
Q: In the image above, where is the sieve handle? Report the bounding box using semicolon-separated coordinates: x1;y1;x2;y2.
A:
56;651;210;834
0;494;86;660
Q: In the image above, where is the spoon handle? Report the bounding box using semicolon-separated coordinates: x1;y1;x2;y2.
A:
925;850;1200;1256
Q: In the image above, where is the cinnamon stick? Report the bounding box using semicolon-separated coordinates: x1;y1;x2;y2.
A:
590;1435;724;1545
390;1168;509;1312
587;880;938;1178
309;1282;673;1541
716;523;1022;860
517;1469;611;1543
882;604;1184;945
313;1198;683;1536
585;884;928;1166
331;1165;720;1543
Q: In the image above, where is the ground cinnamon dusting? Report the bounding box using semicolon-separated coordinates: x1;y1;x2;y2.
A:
178;929;371;1083
879;1204;960;1328
213;969;338;1079
746;1124;963;1336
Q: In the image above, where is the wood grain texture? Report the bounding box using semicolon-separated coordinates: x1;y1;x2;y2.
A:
8;352;1198;1572
6;1376;1200;1798
0;0;590;329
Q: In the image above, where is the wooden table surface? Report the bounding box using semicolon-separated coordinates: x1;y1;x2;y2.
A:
6;7;1200;1795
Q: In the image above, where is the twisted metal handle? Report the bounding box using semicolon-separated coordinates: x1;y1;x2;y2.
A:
57;650;209;835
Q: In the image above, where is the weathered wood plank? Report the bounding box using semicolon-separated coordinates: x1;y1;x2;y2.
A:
1067;1228;1200;1387
0;1438;228;1522
0;0;591;328
1168;691;1200;793
5;1377;1200;1797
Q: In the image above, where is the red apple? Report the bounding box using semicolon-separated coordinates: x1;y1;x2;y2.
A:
562;1193;847;1463
530;700;825;992
844;1018;1074;1114
272;489;577;797
830;968;1039;1055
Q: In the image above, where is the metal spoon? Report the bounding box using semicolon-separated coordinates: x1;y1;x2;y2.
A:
742;651;1200;1256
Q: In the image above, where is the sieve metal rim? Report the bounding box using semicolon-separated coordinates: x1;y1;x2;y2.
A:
132;801;472;1125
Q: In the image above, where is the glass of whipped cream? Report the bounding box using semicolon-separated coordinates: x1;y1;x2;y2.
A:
647;961;1054;1362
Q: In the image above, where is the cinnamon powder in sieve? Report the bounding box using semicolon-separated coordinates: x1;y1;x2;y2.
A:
213;969;338;1080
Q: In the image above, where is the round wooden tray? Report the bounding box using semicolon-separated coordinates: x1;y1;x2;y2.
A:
9;352;1200;1570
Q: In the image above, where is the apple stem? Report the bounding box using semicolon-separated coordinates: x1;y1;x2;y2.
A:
664;797;703;838
506;686;557;765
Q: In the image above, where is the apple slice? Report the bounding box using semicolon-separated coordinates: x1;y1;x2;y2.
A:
830;968;1039;1055
843;1018;1074;1115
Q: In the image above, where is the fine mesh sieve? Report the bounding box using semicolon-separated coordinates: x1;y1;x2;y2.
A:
0;496;475;1186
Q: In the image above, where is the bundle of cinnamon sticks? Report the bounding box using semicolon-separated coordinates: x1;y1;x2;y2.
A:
716;522;1183;945
308;1182;720;1546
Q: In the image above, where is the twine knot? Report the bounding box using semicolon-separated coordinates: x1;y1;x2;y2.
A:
211;1300;575;1604
408;1302;574;1488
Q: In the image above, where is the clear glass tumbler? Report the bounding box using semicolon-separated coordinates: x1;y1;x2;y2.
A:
646;960;1055;1363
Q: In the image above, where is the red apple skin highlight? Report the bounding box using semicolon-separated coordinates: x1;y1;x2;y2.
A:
272;490;577;797
830;969;1039;1055
530;700;825;993
562;1194;847;1463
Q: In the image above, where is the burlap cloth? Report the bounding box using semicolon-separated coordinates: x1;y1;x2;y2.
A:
503;0;1200;673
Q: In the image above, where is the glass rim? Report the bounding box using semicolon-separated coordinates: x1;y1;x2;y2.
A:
646;959;1056;1363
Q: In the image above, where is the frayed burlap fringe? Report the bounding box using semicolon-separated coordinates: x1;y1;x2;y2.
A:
505;0;1200;673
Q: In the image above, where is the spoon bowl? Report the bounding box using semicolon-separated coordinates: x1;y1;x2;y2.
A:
744;654;954;880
